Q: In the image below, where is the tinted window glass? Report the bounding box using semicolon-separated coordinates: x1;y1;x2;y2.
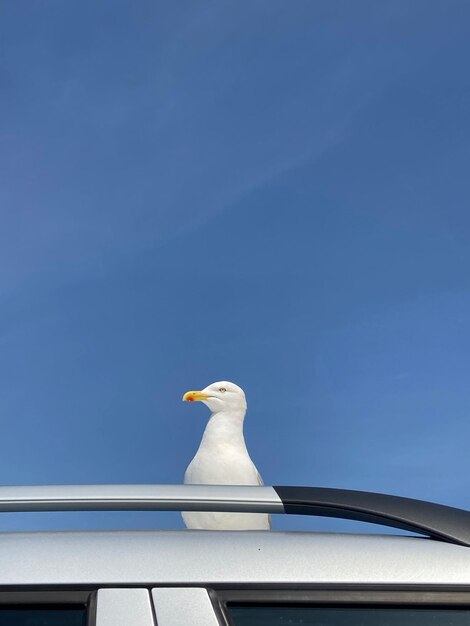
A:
0;607;86;626
229;606;470;626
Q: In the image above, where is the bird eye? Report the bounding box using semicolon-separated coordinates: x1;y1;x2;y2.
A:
219;387;227;393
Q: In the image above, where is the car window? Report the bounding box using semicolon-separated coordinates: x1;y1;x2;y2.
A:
228;606;470;626
0;606;87;626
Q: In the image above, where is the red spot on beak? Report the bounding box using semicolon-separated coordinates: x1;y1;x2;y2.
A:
187;396;194;402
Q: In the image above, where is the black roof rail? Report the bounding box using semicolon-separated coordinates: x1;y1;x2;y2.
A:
274;485;470;547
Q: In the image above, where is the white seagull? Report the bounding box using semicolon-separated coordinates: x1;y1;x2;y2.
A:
182;381;271;530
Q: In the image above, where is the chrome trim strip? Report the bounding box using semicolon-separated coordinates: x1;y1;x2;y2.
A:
0;484;284;514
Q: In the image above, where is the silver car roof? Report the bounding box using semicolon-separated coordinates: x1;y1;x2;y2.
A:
1;529;470;587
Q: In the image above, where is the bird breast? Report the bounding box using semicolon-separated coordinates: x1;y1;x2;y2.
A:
185;443;261;486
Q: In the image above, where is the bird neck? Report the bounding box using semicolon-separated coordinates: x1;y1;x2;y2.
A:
201;410;246;447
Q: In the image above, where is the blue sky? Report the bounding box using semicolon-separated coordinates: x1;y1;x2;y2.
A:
1;0;470;533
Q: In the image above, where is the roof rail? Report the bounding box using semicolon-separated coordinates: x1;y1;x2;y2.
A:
0;484;469;547
273;486;470;547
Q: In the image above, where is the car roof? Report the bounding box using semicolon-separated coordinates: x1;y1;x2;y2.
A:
1;529;470;586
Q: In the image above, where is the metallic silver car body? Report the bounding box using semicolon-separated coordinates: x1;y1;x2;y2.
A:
152;588;221;626
96;589;155;626
3;483;470;626
2;529;470;586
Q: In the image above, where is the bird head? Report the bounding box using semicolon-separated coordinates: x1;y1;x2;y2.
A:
182;381;247;414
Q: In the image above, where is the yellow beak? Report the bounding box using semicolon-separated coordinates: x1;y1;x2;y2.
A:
182;390;210;402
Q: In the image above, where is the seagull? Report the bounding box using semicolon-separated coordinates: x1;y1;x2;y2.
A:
182;381;271;530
